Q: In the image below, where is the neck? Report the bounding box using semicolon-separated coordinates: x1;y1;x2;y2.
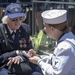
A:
57;33;64;41
54;31;64;41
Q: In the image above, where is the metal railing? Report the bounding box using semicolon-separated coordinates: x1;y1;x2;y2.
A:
32;1;75;35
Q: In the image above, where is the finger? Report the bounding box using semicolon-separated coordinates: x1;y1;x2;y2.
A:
28;49;36;56
8;57;12;60
14;57;20;64
17;57;21;64
28;49;34;53
17;61;20;64
14;59;19;64
11;58;16;63
7;60;12;66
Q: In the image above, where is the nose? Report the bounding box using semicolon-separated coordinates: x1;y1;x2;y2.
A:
16;18;21;21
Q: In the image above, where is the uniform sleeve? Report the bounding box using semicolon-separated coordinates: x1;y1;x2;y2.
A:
37;42;75;75
1;51;17;59
39;54;53;63
0;51;18;67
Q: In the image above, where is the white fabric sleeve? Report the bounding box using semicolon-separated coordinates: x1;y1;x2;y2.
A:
37;46;75;75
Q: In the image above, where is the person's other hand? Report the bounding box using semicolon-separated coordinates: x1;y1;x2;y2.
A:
7;56;21;66
28;49;36;57
29;56;41;64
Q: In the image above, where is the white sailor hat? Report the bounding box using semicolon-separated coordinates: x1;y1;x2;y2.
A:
41;9;67;24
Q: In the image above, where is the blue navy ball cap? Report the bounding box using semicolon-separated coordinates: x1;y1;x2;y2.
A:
5;3;26;18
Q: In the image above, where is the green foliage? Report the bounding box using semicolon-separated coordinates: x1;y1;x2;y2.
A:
30;30;55;54
30;30;44;52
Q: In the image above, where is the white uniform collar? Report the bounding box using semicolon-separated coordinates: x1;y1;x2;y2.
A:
59;32;75;42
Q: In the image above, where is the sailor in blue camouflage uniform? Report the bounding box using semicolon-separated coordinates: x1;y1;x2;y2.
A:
0;3;42;75
28;9;75;75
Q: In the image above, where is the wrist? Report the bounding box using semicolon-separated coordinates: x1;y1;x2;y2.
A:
18;56;23;62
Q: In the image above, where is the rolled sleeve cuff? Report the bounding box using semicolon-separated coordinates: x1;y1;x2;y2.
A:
37;59;43;66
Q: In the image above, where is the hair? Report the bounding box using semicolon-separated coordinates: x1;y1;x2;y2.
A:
1;16;8;24
48;21;71;33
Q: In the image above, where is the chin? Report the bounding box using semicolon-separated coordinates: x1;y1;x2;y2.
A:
16;26;20;29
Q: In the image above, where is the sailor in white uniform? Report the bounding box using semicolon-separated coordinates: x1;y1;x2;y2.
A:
28;9;75;75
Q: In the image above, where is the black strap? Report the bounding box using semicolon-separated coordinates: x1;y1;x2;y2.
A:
0;23;8;46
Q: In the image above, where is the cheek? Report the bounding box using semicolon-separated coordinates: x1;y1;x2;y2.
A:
44;27;46;32
8;20;14;25
8;21;14;27
15;21;22;24
44;27;49;33
19;21;22;25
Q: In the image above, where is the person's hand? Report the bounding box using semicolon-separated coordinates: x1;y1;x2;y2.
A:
7;56;21;66
28;56;41;64
28;49;36;57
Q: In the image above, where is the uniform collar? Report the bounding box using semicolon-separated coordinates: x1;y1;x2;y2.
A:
58;32;75;44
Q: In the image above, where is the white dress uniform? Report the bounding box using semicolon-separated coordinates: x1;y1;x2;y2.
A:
37;9;75;75
37;32;75;75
